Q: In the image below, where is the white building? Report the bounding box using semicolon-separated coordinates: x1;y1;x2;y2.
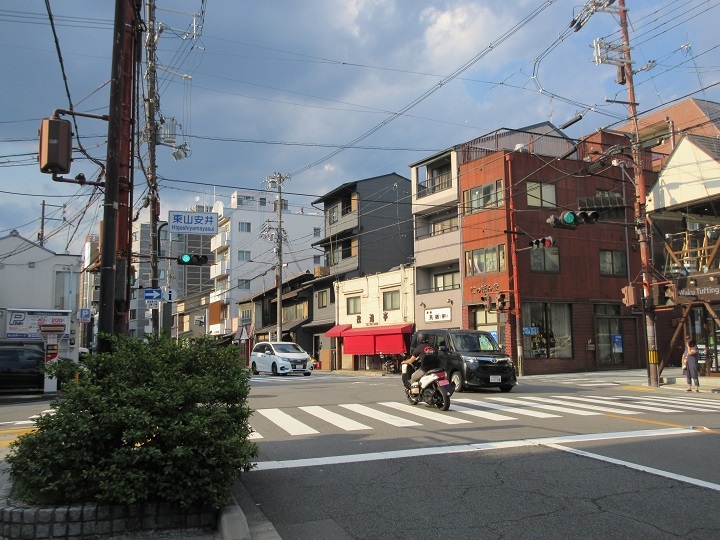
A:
209;190;324;336
0;230;82;393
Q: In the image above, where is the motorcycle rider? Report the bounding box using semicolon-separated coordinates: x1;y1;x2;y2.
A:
402;332;440;393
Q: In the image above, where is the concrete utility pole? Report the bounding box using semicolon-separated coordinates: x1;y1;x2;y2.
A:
586;0;659;386
265;173;290;341
145;0;161;337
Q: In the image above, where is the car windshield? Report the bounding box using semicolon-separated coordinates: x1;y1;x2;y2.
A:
451;333;499;352
273;343;304;354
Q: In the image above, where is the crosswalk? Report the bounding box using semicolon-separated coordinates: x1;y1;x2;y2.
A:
248;394;720;439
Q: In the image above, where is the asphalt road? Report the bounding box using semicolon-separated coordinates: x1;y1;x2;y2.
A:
234;371;720;539
2;371;720;539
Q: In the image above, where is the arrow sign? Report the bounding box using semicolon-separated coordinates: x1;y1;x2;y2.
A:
143;288;163;301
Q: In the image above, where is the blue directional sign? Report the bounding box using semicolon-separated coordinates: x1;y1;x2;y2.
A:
143;288;163;301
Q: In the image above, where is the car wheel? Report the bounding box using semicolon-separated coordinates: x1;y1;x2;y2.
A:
271;363;278;375
251;362;259;375
499;384;513;392
451;371;464;393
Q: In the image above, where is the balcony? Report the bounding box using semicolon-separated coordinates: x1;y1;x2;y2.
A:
210;288;232;305
211;230;231;252
210;259;229;280
417;172;452;199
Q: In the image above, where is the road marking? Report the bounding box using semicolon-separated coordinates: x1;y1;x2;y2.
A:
338;404;421;427
299;406;372;431
378;402;472;424
545;443;720;492
256;409;319;435
450;404;515;421
253;427;697;470
560;395;685;413
455;398;560;418
521;396;638;414
486;396;601;415
627;396;720;411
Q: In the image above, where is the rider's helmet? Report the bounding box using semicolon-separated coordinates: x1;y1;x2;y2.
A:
415;331;429;344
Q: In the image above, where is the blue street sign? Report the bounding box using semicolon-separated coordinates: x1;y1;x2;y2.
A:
143;288;163;301
79;308;91;323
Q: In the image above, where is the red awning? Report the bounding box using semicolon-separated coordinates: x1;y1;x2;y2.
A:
341;324;413;355
325;324;352;338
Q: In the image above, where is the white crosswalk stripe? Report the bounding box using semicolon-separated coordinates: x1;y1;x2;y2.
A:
486;396;602;415
229;394;720;440
454;397;561;418
553;396;685;413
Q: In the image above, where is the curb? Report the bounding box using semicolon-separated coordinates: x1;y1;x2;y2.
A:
217;499;251;540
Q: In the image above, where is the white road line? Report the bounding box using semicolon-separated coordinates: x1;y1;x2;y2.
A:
379;402;472;424
520;396;639;414
253;427;697;470
486;397;601;415
546;443;720;492
449;404;515;421
256;408;319;435
626;396;720;411
248;430;263;439
555;395;682;413
339;404;421;427
299;406;372;431
454;398;560;418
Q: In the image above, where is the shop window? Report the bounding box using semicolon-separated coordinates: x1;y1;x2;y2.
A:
522;302;573;358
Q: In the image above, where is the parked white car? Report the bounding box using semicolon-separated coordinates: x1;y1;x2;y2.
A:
250;342;313;376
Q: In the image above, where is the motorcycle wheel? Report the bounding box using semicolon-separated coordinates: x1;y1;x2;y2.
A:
405;388;419;405
435;386;451;411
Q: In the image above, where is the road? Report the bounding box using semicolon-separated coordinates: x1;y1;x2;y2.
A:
2;372;719;539
237;372;720;539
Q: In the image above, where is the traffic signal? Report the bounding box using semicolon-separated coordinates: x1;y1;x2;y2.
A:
497;293;508;311
177;254;209;266
477;296;488;311
530;236;554;249
546;210;599;229
662;283;677;306
621;285;636;307
128;265;136;286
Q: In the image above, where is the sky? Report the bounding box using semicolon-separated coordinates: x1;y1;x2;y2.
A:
1;0;719;257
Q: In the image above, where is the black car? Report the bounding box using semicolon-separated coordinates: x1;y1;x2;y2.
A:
0;341;45;393
410;329;517;392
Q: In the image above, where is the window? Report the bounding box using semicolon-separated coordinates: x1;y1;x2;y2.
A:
237;250;251;262
527;181;556;208
530;247;560;272
523;302;573;358
318;289;328;308
465;245;506;276
259;197;267;207
130;309;137;320
599;250;627;276
237;279;251;290
241;309;252;324
433;271;459;291
238;222;251;233
347;296;361;315
282;303;305;322
383;290;400;311
53;271;72;310
431;215;458;235
313;255;322;265
463;180;504;214
328;206;339;225
314;227;321;237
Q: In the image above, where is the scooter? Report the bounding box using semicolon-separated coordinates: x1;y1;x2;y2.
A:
383;358;399;373
401;361;453;411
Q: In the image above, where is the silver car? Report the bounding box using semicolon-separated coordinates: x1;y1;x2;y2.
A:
250;342;313;376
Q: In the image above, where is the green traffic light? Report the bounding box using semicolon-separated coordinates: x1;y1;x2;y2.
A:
179;253;192;264
561;211;576;224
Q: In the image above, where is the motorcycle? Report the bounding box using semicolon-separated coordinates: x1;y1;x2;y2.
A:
401;361;453;411
383;358;399;374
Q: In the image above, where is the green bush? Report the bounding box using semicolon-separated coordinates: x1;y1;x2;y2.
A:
7;334;258;509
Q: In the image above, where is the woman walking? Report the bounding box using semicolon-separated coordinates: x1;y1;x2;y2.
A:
685;340;700;392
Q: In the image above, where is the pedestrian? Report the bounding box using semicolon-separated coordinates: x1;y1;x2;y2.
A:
685;339;700;392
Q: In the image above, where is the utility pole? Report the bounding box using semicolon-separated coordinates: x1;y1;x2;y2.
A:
145;0;161;337
265;173;290;341
586;0;659;386
98;0;140;352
